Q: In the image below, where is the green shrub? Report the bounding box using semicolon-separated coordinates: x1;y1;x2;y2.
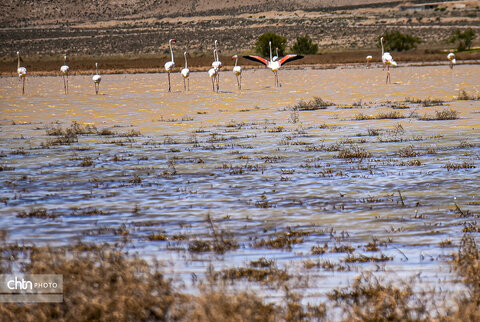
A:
378;31;421;52
291;35;318;54
447;28;476;51
255;32;287;57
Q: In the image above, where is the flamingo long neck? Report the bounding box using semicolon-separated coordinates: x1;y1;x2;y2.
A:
64;55;67;65
95;63;98;74
213;49;217;62
17;53;20;69
381;38;384;56
169;41;174;63
276;48;278;57
269;42;272;61
234;57;238;67
184;52;188;69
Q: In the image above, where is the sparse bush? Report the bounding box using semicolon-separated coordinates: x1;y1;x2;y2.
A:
378;31;421;52
255;32;287;57
291;35;318;54
447;28;476;51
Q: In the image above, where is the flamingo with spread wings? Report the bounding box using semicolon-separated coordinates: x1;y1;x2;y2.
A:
243;41;303;87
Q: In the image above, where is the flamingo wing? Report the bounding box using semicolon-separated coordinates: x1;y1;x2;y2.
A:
243;55;269;67
278;54;304;66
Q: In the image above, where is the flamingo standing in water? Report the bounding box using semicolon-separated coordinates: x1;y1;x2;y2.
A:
92;62;101;95
232;55;242;90
165;39;176;92
60;54;70;94
243;41;303;87
212;40;222;91
181;51;190;91
447;52;456;69
380;37;397;84
208;49;219;92
16;51;27;95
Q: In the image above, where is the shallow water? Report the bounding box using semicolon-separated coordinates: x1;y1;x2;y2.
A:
0;64;479;300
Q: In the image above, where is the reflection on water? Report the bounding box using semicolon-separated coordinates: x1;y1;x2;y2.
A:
0;64;479;297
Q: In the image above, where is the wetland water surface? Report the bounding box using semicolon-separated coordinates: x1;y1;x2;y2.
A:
0;64;479;301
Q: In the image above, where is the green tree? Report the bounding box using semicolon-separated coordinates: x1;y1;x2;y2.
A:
291;35;318;54
255;32;287;57
377;31;421;52
448;28;476;51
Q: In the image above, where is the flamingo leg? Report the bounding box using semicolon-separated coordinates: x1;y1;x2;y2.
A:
216;73;220;92
66;74;69;94
22;77;25;95
211;78;215;92
386;65;390;84
239;75;242;90
187;78;190;91
168;72;171;92
63;75;67;95
183;78;186;91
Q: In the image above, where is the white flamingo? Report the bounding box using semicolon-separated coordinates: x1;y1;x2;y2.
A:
212;40;222;91
366;55;373;66
92;62;101;95
243;41;303;87
380;37;397;84
232;55;242;90
164;39;176;92
447;52;456;69
16;51;27;95
181;51;190;91
60;54;70;94
208;49;219;92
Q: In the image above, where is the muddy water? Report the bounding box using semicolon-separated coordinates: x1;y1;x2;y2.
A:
0;64;479;298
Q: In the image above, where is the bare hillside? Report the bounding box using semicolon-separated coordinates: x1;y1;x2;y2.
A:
2;0;403;26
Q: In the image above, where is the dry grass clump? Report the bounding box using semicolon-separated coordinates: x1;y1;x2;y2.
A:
418;108;458;121
16;208;57;219
355;111;404;120
405;97;445;107
254;230;309;250
292;97;335;111
457;89;480;101
328;273;429;321
218;266;290;284
398;145;418;157
337;146;371;159
445;161;476;171
0;244;178;321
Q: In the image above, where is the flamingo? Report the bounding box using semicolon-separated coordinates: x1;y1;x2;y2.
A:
232;55;242;90
164;39;176;92
60;54;70;94
16;51;27;95
92;62;101;95
181;51;190;91
212;40;222;91
447;52;456;69
366;55;373;66
380;37;397;84
208;49;219;92
243;41;303;87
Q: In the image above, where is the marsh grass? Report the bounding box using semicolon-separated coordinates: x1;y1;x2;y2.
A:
406;98;445;107
418;108;458;121
445;162;476;171
292;97;334;111
16;208;57;219
355;111;404;120
337;146;371;159
457;89;480;100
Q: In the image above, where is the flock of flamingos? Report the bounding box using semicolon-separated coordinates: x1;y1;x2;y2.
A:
15;38;457;95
